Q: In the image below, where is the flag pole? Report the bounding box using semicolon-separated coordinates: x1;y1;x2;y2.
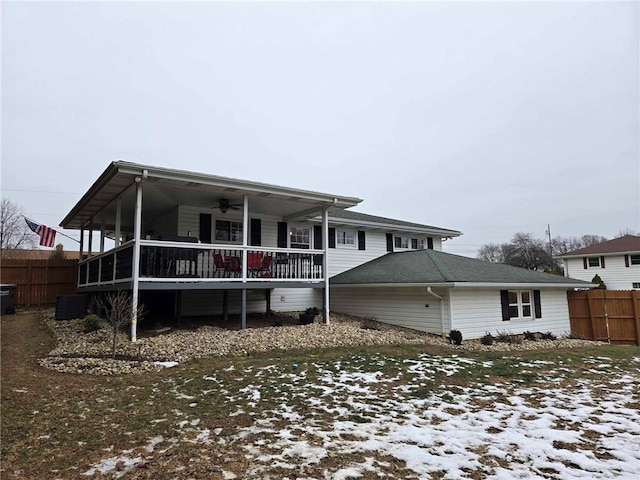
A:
23;216;80;244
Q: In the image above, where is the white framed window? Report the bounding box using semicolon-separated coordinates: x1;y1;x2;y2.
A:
417;239;426;250
587;257;601;268
632;282;640;289
215;220;243;243
336;230;356;248
630;255;640;265
290;226;311;249
508;290;532;319
394;236;409;249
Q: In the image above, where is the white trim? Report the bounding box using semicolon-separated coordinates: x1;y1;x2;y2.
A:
331;282;594;289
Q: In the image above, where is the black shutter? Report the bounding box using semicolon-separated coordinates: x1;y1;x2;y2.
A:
533;290;542;318
427;237;434;250
277;222;288;248
199;213;212;243
328;228;336;248
411;239;418;250
313;225;322;249
500;290;510;321
600;256;605;268
583;257;588;269
625;255;630;267
358;231;366;250
250;218;261;246
386;233;394;252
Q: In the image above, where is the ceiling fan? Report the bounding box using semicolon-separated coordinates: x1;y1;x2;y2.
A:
217;198;243;214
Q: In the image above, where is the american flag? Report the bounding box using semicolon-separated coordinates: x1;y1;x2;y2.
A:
25;218;56;247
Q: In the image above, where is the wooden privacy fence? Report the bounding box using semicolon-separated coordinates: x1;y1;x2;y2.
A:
567;290;640;345
1;259;78;307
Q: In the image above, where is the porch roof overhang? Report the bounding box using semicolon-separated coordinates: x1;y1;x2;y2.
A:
60;161;363;230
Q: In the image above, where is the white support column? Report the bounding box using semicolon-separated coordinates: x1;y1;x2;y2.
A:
130;176;144;342
100;213;106;253
114;196;122;281
115;196;122;247
323;206;330;324
241;194;248;330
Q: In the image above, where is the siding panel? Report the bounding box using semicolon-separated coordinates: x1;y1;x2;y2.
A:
331;286;448;335
450;288;571;339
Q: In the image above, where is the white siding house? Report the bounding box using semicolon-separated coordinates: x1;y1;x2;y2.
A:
558;235;640;290
331;250;591;340
60;161;462;339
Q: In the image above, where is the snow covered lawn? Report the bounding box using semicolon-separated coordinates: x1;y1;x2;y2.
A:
85;354;640;479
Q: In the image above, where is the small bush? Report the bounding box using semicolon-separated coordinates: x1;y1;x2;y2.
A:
495;330;522;344
540;331;557;341
83;314;102;333
360;316;381;331
305;307;320;316
523;331;538;342
448;329;463;346
480;332;494;345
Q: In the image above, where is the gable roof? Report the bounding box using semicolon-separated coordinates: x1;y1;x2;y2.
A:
330;249;591;287
328;210;462;237
559;235;640;257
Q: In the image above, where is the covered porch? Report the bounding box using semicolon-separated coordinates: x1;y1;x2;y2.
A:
61;161;362;341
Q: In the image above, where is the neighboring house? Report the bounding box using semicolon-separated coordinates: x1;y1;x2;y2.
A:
330;250;592;339
557;235;640;290
60;161;461;340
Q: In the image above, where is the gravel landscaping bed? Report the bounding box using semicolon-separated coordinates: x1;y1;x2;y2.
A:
37;309;602;375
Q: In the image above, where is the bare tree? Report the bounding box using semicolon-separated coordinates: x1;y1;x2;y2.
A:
478;232;555;271
477;243;506;263
580;234;608;247
0;198;37;252
503;232;554;271
551;236;585;256
95;291;145;359
616;228;639;237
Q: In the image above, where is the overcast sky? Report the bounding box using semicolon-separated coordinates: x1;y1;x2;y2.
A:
2;0;638;256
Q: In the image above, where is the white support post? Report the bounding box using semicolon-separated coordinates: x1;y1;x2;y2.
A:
130;177;144;342
100;213;106;253
323;206;330;324
114;196;122;281
115;196;122;247
241;195;248;330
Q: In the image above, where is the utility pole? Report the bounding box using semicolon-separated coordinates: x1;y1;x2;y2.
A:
546;224;553;267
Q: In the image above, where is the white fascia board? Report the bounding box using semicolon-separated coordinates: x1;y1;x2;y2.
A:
330;283;453;289
118;162;362;208
558;251;640;258
448;282;597;289
314;217;462;237
331;282;596;289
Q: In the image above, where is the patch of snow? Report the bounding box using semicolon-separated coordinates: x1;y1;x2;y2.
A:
153;361;178;368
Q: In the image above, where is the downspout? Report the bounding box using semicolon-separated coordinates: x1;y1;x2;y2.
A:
427;287;446;338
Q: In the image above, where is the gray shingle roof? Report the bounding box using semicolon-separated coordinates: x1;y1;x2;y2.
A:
330;250;591;286
329;210;462;236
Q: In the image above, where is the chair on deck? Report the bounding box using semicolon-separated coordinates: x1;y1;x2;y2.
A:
247;252;263;276
213;253;226;277
257;255;272;278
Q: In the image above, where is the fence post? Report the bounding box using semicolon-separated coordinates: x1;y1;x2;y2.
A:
632;290;640;346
